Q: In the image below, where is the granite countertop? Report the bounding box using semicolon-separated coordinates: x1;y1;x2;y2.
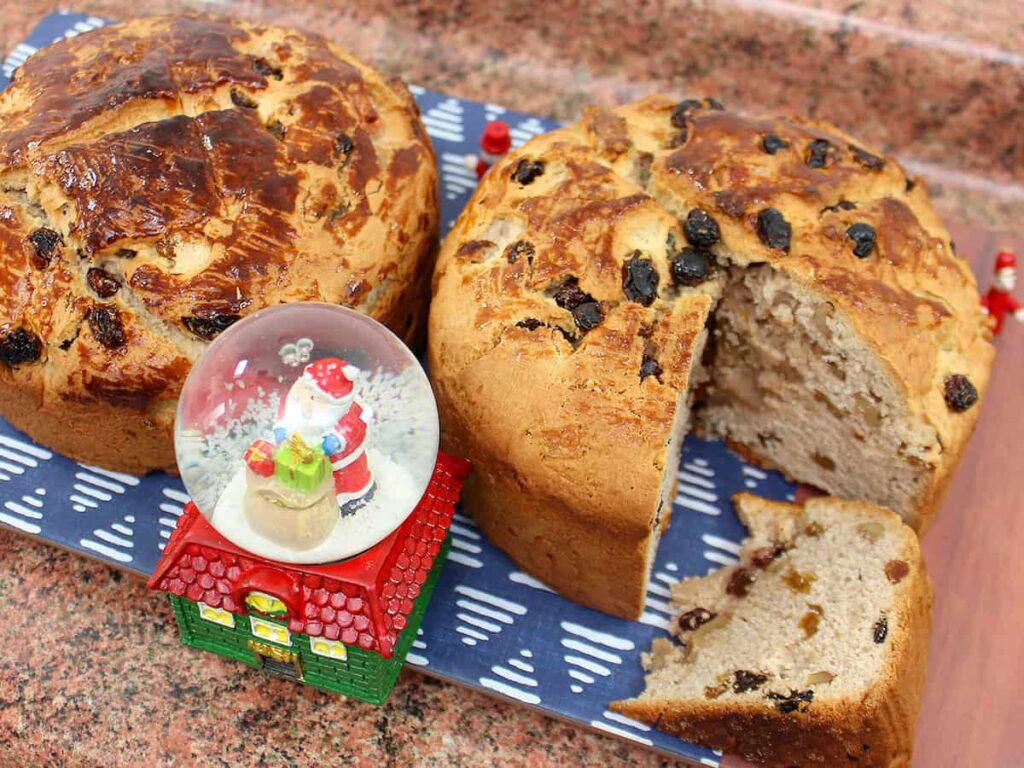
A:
1;2;1023;766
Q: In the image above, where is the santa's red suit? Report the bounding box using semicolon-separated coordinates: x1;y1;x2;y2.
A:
274;357;375;512
981;251;1023;335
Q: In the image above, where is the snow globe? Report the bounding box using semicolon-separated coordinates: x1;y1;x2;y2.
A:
174;302;440;562
148;303;470;704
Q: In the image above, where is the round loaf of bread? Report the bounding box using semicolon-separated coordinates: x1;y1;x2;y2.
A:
429;95;992;619
0;16;438;474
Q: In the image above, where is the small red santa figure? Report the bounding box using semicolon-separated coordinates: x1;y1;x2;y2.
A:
981;250;1024;335
273;357;375;513
464;120;512;180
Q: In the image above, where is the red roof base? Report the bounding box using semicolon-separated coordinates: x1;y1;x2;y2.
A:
148;452;470;659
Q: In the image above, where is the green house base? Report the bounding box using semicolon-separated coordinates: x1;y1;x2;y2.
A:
168;538;450;705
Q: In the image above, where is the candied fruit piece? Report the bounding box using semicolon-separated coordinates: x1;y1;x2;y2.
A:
884;559;909;584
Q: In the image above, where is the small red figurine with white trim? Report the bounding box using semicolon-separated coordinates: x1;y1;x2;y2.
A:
981;249;1024;335
465;120;511;180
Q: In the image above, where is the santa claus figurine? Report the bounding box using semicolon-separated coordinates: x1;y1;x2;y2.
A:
981;249;1024;335
464;120;512;180
271;357;376;514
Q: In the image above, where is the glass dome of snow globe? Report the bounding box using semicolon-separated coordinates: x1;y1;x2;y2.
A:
174;303;439;564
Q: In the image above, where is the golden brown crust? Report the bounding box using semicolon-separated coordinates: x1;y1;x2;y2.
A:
430;94;990;617
612;494;933;768
430;126;718;619
0;16;438;473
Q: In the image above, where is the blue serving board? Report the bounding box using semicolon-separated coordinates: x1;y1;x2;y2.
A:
0;14;798;766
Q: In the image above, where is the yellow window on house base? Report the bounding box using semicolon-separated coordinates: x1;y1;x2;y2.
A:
197;602;235;628
245;591;288;618
249;615;291;646
309;637;348;661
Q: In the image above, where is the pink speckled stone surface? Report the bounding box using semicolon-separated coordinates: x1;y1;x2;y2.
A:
1;3;1023;767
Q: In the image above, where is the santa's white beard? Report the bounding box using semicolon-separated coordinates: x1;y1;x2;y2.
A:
278;395;349;445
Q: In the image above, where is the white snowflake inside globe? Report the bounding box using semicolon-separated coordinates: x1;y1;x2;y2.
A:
174;303;440;563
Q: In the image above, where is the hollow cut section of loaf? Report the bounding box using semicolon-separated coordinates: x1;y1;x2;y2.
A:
430;94;992;618
611;493;932;768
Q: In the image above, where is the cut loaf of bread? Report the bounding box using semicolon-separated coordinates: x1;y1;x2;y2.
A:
612;493;932;768
430;94;992;618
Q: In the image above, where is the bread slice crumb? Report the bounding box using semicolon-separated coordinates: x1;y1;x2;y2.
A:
612;493;932;768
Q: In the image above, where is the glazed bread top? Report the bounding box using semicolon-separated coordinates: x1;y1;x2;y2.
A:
0;15;437;411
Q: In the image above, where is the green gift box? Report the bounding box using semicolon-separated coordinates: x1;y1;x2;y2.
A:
274;435;329;493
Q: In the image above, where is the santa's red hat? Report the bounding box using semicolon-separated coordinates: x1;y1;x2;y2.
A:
480;121;511;155
302;357;359;402
995;250;1017;271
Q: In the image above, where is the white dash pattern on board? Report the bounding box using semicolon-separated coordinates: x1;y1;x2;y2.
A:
589;720;653;746
508;570;555;593
479;676;541;705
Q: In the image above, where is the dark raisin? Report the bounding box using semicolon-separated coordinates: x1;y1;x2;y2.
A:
334;132;354;157
846;222;876;258
27;227;62;268
684;209;721;248
751;543;785;569
182;314;241;341
726;567;756;597
516;318;544;331
768;689;814;714
252;56;283;80
670;99;703;128
505;240;535;264
86;267;121;298
88;305;126;349
884;559;910;584
553;278;590;311
733;670;769;694
943;374;978;413
873;616;888;644
553;278;603;330
806;138;833;168
905;177;916;193
230;88;258;109
0;328;42;367
667;127;688;148
822;200;857;214
115;248;137;259
705;97;725;111
640;353;663;382
670;247;711;286
571;301;603;331
757;208;791;251
267;120;287;141
678;607;717;631
512;158;545;185
762;134;789;154
622;252;660;306
850;145;885;171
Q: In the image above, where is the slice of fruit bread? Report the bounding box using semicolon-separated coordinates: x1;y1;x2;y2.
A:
612;493;933;768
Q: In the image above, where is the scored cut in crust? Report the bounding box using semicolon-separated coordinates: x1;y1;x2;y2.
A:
611;493;933;768
429;94;992;619
0;16;438;474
